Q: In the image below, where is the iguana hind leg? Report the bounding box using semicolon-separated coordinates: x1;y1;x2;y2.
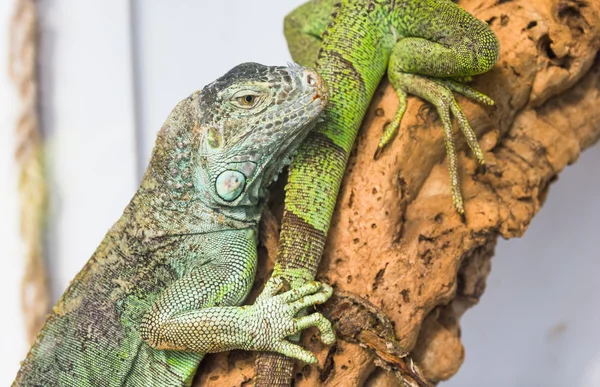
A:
376;0;499;216
376;70;495;215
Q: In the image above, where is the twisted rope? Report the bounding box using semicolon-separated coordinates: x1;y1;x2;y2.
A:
9;0;50;343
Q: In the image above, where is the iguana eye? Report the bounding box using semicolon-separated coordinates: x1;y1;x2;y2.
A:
216;170;246;202
231;90;263;109
242;95;254;104
236;94;259;107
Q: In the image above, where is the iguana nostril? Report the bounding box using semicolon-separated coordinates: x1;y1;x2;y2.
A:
303;70;329;105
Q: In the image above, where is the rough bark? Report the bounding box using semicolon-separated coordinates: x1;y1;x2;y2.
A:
194;0;600;385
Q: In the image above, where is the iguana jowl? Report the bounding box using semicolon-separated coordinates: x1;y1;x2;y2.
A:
13;62;334;386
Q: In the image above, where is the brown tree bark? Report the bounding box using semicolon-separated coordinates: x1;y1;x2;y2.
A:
194;0;600;385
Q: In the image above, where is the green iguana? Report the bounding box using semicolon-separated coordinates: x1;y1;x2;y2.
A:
13;62;335;387
254;0;500;385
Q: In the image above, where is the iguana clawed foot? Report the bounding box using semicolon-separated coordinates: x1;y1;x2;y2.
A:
375;72;494;216
248;279;335;363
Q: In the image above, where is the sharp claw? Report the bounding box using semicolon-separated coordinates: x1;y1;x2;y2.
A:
374;146;383;160
270;277;291;296
477;163;487;175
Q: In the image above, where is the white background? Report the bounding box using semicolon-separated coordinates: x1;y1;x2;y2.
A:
0;1;598;386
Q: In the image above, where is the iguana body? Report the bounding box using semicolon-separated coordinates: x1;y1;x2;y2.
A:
255;0;499;385
13;62;334;387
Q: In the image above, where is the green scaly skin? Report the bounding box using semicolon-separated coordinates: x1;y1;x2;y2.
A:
255;0;499;385
13;62;335;387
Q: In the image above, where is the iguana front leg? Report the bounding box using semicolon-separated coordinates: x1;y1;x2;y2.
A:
140;230;334;363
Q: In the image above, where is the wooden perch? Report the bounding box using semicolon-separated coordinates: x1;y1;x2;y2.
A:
194;0;600;385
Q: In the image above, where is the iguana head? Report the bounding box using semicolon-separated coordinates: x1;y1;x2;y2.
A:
194;62;328;208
